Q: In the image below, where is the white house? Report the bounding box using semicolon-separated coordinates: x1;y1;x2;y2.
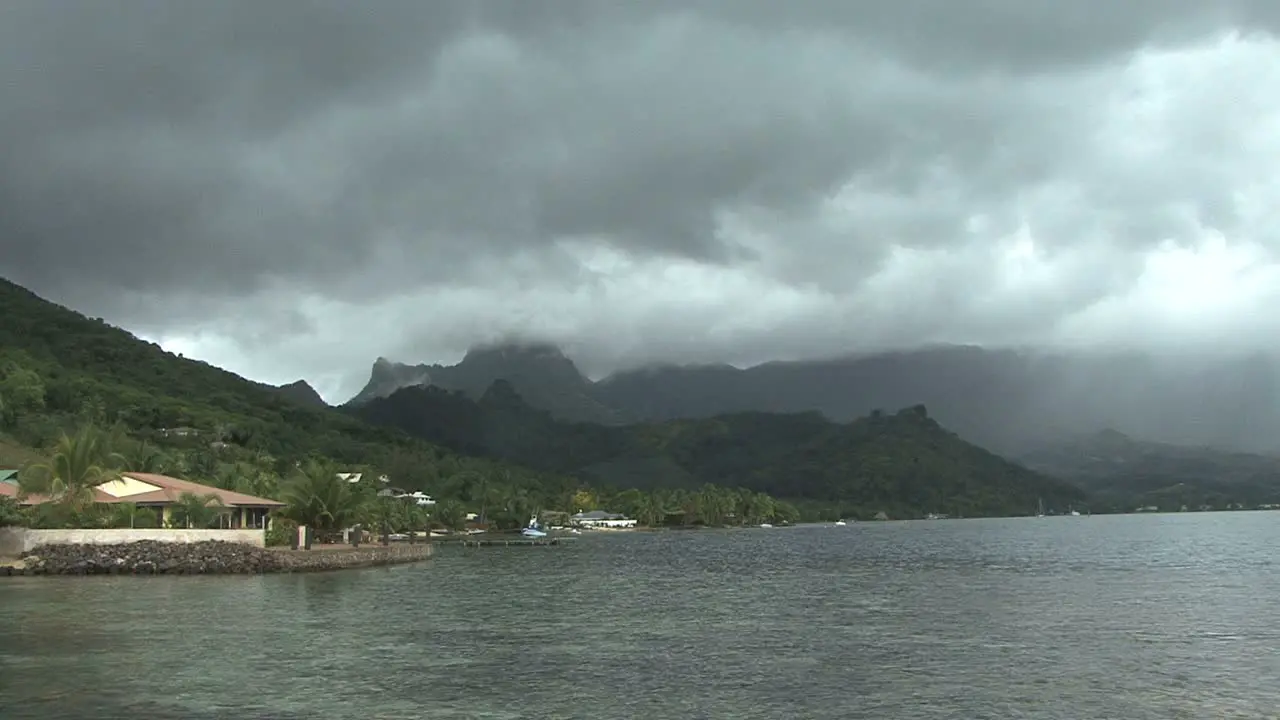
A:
400;491;435;507
571;510;637;529
338;472;391;484
376;488;436;506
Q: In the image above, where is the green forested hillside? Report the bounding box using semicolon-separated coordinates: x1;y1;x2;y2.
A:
0;277;803;528
0;277;587;513
352;381;1090;519
0;275;1092;523
0;277;437;470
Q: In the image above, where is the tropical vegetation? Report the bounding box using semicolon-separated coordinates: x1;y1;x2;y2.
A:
0;274;1080;524
0;421;799;537
352;382;1090;519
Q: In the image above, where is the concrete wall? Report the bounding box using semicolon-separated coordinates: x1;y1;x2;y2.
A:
1;528;265;555
272;543;433;572
0;528;24;557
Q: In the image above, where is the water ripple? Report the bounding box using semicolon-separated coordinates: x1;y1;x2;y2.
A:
2;513;1279;718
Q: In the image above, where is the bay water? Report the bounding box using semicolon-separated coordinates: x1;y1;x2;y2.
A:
2;513;1278;719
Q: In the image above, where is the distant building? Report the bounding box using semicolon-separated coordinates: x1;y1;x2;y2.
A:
338;472;391;484
158;427;200;438
571;510;637;529
376;487;436;506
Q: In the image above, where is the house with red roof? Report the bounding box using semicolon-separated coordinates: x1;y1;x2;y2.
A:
0;472;284;529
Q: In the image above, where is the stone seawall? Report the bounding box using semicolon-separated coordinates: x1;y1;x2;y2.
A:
272;543;434;572
1;540;432;576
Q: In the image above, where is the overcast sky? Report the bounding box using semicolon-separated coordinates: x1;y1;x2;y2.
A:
3;1;1280;402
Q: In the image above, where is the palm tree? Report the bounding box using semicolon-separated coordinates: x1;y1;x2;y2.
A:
431;500;466;532
731;487;755;526
612;488;645;519
185;450;220;482
278;458;368;540
697;484;732;526
636;492;667;528
498;487;536;530
107;502;159;529
405;504;430;536
362;496;404;542
666;488;694;526
170;492;225;528
211;461;279;500
19;425;124;512
746;492;776;525
453;467;498;524
109;431;172;475
773;500;800;525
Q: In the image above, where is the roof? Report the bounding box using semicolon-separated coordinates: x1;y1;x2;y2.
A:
5;472;284;508
0;469;18;483
119;473;285;508
1;485;118;506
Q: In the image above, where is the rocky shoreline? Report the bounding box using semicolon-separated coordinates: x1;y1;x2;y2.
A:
1;539;433;576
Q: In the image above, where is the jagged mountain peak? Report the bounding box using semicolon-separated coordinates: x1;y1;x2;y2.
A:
347;357;433;405
347;340;622;424
275;379;327;408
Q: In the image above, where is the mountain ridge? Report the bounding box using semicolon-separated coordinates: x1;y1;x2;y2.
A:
348;380;1091;518
354;342;1280;454
0;275;539;489
1017;428;1280;510
349;342;627;425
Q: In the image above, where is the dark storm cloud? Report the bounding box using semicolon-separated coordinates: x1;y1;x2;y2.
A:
1;0;1279;397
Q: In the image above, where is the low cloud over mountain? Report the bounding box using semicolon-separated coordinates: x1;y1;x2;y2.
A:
2;1;1279;403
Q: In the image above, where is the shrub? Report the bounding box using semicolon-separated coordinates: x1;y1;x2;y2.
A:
0;497;24;527
265;515;298;547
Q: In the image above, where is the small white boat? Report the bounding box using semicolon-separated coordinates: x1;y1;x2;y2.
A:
759;523;773;528
521;516;548;538
834;520;847;526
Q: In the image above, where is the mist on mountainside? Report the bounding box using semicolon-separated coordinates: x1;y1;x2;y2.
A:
349;342;1280;455
349;379;1091;518
1018;428;1280;510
